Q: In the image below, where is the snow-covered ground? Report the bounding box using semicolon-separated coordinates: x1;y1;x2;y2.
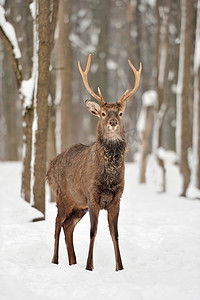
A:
0;161;200;300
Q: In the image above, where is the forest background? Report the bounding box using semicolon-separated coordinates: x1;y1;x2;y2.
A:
0;0;200;219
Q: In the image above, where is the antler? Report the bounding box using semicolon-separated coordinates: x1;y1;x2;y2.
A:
78;54;105;105
118;60;142;103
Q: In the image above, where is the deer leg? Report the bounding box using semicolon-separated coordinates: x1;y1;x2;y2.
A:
86;205;100;271
63;209;87;266
107;202;123;271
52;213;62;264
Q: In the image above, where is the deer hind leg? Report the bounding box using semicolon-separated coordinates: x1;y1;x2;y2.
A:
52;213;62;264
86;205;100;271
63;208;87;266
107;202;123;271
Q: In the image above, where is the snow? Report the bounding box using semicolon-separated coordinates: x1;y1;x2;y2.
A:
106;59;118;70
157;148;177;164
20;78;34;111
29;2;35;20
1;161;200;300
137;90;157;132
142;90;157;107
69;33;95;54
158;46;167;88
0;5;21;59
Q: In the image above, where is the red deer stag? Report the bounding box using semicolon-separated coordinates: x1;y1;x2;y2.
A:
46;54;142;271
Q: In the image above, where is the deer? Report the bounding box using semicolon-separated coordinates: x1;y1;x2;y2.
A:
46;54;142;271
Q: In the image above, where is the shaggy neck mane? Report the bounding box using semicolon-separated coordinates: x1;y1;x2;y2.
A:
96;130;127;161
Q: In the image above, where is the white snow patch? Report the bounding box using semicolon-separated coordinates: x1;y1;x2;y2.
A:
142;90;157;107
0;5;21;59
157;148;178;164
29;2;35;19
90;28;100;46
21;78;34;110
79;19;91;32
144;0;156;7
137;90;157;132
106;59;118;70
69;33;95;53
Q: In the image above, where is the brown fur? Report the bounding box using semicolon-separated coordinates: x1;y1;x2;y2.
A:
46;101;127;271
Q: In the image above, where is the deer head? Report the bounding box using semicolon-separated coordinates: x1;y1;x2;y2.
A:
78;54;142;141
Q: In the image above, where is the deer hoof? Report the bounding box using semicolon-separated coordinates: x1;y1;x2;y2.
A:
52;258;58;264
86;265;93;271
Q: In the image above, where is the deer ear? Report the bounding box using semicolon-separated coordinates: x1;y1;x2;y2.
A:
85;100;100;117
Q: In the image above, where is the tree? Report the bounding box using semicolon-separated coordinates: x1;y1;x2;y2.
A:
32;0;59;219
153;0;172;192
192;0;200;191
176;0;196;196
138;91;155;183
56;0;72;152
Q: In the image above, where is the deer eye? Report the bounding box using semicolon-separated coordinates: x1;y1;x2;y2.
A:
119;112;123;117
101;112;106;117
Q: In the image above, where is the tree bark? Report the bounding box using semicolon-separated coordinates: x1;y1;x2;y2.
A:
33;0;59;217
33;0;50;217
176;0;196;196
192;0;200;190
56;0;72;152
0;25;22;161
21;104;34;202
153;0;172;192
139;106;153;183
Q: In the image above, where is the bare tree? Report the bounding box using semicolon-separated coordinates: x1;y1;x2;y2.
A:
176;0;196;197
153;0;172;192
32;0;59;219
192;0;200;191
56;0;72;152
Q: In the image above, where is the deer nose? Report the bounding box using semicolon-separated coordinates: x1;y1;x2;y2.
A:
110;119;118;127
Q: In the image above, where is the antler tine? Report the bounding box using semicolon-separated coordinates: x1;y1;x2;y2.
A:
98;87;105;103
78;54;105;105
118;61;142;104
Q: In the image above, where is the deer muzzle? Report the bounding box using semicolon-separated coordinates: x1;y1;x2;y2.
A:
108;119;118;131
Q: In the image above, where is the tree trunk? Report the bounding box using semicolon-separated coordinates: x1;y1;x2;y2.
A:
139;106;153;183
32;0;59;218
125;0;138;162
21;104;34;202
47;95;56;203
153;0;172;192
90;0;110;138
32;0;51;218
192;0;200;190
0;22;22;161
176;0;196;196
56;0;72;152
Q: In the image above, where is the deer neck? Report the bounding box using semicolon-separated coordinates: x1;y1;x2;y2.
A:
95;127;127;163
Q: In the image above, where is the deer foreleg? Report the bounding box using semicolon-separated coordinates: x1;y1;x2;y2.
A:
86;204;100;271
63;209;87;265
107;202;123;271
52;214;62;264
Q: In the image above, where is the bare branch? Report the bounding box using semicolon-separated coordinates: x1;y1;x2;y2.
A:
0;26;22;89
